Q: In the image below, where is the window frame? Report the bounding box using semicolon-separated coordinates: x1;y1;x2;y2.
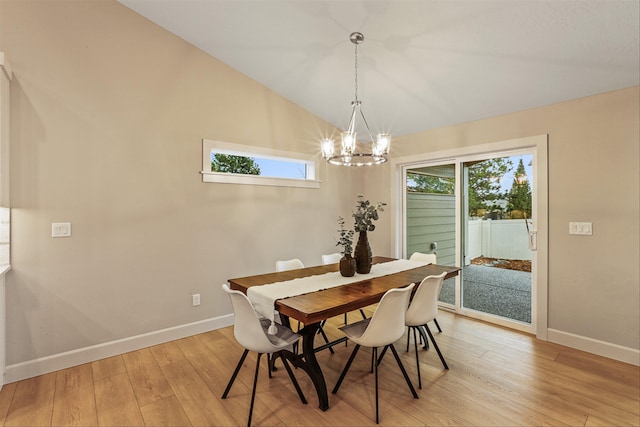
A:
201;139;320;189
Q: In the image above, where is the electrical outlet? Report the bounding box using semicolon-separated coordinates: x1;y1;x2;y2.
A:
192;294;201;306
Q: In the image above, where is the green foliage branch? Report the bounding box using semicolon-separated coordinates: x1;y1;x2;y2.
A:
335;216;354;256
353;194;387;232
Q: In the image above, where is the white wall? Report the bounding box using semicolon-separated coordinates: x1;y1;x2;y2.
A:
0;0;365;380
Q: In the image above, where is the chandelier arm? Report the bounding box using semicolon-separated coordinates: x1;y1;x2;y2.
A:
358;107;375;143
347;104;358;134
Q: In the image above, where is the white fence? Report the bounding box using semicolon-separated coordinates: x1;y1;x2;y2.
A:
467;219;531;261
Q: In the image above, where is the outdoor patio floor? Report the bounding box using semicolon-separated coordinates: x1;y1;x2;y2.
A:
439;264;532;323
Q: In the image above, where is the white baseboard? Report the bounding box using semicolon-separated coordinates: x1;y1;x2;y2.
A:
547;328;640;366
4;314;234;384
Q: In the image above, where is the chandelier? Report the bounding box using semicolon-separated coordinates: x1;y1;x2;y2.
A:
321;32;390;166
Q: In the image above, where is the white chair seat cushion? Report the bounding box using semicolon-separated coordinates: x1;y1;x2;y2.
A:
259;318;300;347
339;318;372;343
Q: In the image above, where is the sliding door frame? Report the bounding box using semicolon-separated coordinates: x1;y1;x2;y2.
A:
390;135;549;340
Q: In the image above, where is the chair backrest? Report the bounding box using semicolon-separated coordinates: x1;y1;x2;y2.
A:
409;252;437;264
405;272;447;327
356;283;415;348
321;253;342;265
222;284;282;354
275;258;304;272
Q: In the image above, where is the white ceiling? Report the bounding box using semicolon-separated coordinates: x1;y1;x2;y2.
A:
118;0;639;137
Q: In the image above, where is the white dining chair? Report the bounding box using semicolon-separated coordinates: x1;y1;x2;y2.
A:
275;258;335;353
321;252;341;264
321;253;367;324
408;252;443;334
221;284;307;427
275;258;304;272
332;283;418;424
405;272;449;389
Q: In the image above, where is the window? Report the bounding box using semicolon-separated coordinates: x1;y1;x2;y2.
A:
201;139;320;189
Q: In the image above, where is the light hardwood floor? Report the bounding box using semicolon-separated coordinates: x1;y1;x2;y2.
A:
0;310;638;426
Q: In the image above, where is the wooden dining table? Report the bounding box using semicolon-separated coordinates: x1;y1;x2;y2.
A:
227;256;460;411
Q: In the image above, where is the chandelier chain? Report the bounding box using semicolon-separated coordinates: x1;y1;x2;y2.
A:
354;43;359;102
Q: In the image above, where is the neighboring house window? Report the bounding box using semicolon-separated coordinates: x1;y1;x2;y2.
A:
201;139;320;189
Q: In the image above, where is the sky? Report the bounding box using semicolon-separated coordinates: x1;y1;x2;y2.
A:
499;154;533;192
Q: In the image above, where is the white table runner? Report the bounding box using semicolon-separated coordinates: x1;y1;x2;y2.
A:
247;259;427;334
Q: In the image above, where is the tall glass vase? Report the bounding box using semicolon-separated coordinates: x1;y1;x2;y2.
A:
354;231;372;274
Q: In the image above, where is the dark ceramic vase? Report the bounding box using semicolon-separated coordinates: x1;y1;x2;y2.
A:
339;254;356;277
354;231;372;274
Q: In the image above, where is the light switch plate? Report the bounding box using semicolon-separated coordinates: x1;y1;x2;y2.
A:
52;222;71;238
569;222;592;235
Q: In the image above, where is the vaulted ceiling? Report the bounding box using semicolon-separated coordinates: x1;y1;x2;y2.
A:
118;0;639;137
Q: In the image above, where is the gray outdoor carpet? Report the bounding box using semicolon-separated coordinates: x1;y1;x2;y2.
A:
439;265;531;323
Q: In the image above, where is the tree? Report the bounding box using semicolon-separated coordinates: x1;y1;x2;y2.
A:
506;158;532;218
211;154;261;175
407;172;454;194
467;158;511;217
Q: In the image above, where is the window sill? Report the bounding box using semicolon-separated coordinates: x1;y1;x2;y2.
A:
201;171;321;189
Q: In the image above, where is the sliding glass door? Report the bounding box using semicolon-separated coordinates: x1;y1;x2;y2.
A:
461;153;533;327
405;163;457;308
400;141;544;335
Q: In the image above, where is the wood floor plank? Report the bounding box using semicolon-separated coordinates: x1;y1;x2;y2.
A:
161;359;237;426
51;364;97;426
485;349;640;421
94;372;144;426
148;341;186;367
139;395;192;427
4;372;56;426
173;335;212;359
122;348;174;407
91;355;126;383
0;381;17;425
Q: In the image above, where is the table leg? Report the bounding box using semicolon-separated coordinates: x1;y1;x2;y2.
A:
281;322;329;411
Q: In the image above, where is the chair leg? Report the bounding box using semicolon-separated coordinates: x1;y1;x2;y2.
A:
374;346;379;424
245;353;263;427
413;327;422;389
434;318;443;333
406;327;411;352
370;349;374;373
332;344;361;394
389;344;419;399
376;346;388;365
425;325;449;370
359;309;367;319
222;349;249;399
277;352;308;405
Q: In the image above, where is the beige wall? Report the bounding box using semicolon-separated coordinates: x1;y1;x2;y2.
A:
0;0;638;373
0;0;363;365
369;86;639;351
